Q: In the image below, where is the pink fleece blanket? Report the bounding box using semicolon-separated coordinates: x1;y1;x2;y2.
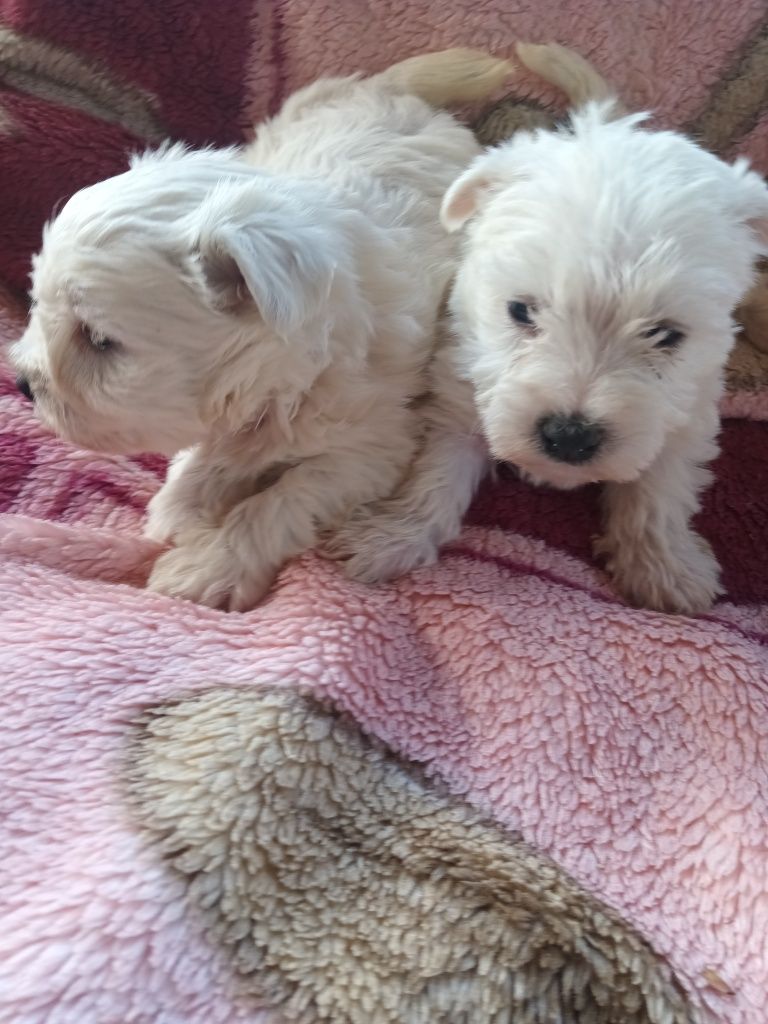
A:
2;258;768;1024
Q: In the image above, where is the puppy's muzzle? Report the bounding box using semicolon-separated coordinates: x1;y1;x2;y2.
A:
16;376;34;402
536;413;605;465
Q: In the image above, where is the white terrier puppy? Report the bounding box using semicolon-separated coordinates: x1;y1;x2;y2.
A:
332;44;768;615
10;49;512;610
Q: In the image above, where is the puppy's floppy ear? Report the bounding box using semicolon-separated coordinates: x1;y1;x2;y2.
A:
194;183;337;335
440;149;512;232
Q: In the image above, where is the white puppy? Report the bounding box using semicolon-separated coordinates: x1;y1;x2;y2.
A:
332;44;768;615
10;49;512;610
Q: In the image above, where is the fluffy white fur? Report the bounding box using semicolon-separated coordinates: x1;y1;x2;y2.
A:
332;44;768;615
10;50;512;610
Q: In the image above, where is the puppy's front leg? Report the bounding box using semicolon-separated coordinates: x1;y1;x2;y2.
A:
145;443;279;545
329;365;489;583
144;448;206;544
146;423;418;611
596;418;722;615
330;427;489;583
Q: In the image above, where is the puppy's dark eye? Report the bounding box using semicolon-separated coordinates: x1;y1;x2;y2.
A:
82;324;117;352
508;301;536;327
643;323;684;350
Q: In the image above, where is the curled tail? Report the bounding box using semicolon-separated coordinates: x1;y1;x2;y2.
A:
515;41;626;117
373;48;515;108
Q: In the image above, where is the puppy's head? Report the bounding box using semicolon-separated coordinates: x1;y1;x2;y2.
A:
11;146;340;455
442;104;768;488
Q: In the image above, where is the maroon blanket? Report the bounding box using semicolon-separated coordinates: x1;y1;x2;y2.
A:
2;0;768;296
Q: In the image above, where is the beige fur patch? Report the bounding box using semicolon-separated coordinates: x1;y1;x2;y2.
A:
128;686;702;1024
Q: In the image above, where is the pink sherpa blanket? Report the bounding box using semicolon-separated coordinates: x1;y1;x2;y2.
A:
2;2;768;1022
2;254;768;1024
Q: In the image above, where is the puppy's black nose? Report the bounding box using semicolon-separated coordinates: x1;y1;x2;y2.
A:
15;376;34;402
537;413;605;465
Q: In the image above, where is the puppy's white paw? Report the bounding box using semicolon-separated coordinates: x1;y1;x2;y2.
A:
144;489;206;545
325;514;438;584
596;529;722;616
147;533;275;611
143;511;176;546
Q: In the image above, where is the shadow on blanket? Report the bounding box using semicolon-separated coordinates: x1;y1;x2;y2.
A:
128;686;704;1024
